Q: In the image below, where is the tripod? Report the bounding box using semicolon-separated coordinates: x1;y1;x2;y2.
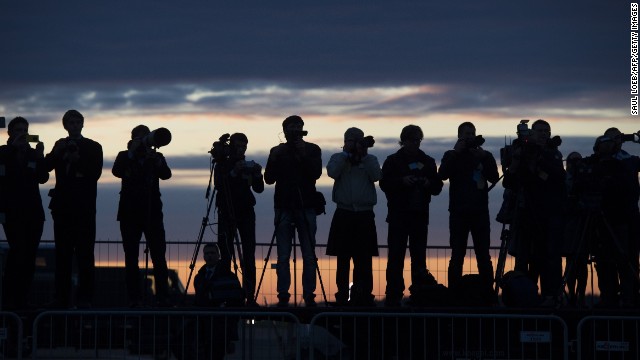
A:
254;207;329;306
559;208;640;307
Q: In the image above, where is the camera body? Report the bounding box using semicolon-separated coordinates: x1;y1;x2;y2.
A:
622;131;640;143
26;134;40;143
358;135;375;149
465;135;485;149
210;134;231;163
516;120;532;142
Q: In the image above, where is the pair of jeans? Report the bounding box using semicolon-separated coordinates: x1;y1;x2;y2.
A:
217;209;257;301
448;211;494;288
52;212;96;306
385;211;429;300
274;208;317;302
120;215;169;303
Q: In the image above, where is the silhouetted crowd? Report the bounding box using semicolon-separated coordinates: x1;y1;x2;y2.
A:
0;112;638;310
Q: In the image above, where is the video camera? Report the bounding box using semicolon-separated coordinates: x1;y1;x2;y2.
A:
209;134;231;163
622;131;640;143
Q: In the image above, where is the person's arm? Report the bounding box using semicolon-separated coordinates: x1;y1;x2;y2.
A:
438;150;457;181
482;151;500;184
251;162;265;193
362;154;382;182
153;152;172;180
379;155;402;194
425;158;443;196
326;152;349;179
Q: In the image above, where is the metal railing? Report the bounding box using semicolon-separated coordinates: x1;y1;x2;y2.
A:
577;316;640;360
31;310;300;360
308;312;569;360
27;310;572;360
0;311;23;359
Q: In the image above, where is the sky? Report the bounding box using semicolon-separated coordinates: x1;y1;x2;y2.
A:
1;1;638;250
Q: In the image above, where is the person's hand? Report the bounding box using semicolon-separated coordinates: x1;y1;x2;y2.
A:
35;142;45;158
402;175;417;186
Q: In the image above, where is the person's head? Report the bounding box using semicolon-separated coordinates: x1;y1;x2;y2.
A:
343;127;364;150
531;119;551;146
566;151;582;174
62;110;84;138
203;243;221;267
131;125;151;140
7;117;29;140
604;127;622;152
593;135;615;157
229;132;248;159
399;125;423;154
282;115;305;142
457;122;476;142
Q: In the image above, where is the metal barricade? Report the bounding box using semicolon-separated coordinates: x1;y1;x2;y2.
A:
577;316;640;360
308;312;568;360
32;310;301;359
0;312;23;359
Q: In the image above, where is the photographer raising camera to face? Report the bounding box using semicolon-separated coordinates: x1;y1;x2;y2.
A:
112;125;172;307
0;117;49;310
214;133;264;306
264;115;322;307
439;122;499;292
45;110;103;308
502;119;566;307
326;127;382;306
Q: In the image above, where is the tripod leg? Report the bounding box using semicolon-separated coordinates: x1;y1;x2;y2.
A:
254;227;277;304
494;224;509;297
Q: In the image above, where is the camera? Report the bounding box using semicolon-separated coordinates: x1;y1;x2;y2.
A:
142;127;172;148
622;131;640;143
26;134;40;143
516;120;532;142
465;135;485;149
288;130;308;137
0;117;5;128
358;135;375;148
209;134;231;163
546;135;562;148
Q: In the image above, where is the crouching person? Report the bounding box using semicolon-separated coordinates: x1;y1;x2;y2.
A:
192;243;244;359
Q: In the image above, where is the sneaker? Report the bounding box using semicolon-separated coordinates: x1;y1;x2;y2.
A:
305;298;317;307
276;299;289;308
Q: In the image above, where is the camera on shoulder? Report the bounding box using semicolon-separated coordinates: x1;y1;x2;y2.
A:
209;134;231;162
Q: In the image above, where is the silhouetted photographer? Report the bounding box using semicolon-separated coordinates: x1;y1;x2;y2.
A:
0;117;49;310
603;127;640;306
264;115;323;307
326;127;382;306
112;125;172;307
213;133;264;306
567;136;639;308
380;125;443;307
501;119;566;307
439;122;499;291
45;110;103;308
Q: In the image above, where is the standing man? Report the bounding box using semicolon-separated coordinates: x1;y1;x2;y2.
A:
438;122;499;290
503;119;565;306
326;128;382;306
45;110;103;308
214;133;264;306
603;127;640;307
380;125;443;307
0;117;49;310
264;115;322;307
112;125;172;307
